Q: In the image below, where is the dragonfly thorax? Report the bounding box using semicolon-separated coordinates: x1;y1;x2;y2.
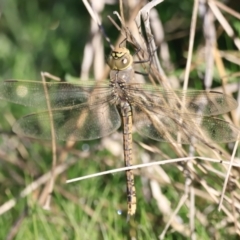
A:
108;47;133;70
109;79;128;104
109;65;135;105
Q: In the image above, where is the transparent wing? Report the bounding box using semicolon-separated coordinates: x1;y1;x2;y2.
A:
0;80;111;109
126;84;238;116
133;105;240;143
1;80;237;116
13;103;121;141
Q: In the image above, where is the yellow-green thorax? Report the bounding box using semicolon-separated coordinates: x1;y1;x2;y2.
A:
107;47;133;70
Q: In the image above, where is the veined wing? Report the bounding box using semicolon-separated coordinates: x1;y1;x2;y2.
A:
133;105;240;144
126;84;238;116
0;80;112;109
12;102;121;141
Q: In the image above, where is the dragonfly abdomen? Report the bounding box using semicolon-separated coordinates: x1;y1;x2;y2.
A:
120;101;136;217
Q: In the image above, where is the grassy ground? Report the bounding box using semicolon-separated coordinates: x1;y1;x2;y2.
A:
0;0;240;239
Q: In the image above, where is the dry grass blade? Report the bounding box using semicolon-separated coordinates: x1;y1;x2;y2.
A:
183;0;199;90
219;139;239;211
208;1;240;50
0;158;78;215
66;157;240;183
39;72;59;209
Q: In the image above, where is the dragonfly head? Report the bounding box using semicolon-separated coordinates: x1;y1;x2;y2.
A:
107;47;133;70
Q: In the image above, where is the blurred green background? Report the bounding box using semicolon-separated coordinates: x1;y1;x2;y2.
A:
0;0;240;239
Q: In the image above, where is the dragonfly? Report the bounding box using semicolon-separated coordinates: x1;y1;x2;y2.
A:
0;47;239;217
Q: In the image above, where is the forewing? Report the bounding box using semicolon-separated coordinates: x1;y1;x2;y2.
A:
0;80;111;109
127;84;238;116
133;105;240;144
13;103;121;141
